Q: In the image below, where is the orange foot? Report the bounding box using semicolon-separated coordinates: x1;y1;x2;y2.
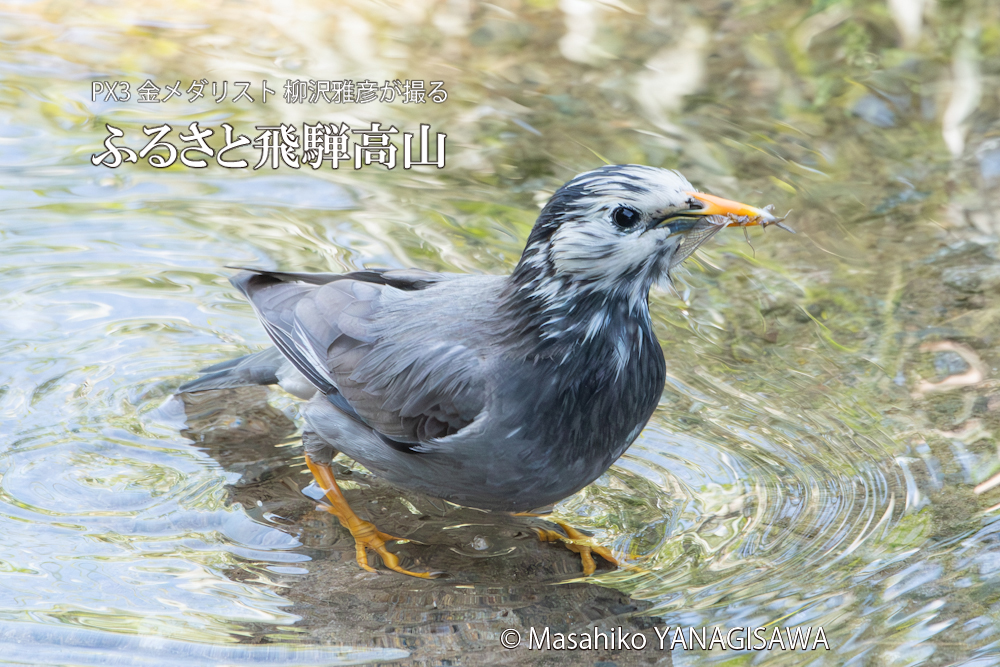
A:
304;454;441;578
523;516;619;575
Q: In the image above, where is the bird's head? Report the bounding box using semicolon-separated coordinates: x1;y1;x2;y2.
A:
510;165;779;311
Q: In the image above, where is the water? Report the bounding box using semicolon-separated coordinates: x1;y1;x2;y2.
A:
2;0;1000;664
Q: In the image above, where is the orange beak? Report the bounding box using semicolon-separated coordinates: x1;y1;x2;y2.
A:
683;191;780;228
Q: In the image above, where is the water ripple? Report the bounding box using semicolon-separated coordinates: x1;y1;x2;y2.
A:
0;621;406;666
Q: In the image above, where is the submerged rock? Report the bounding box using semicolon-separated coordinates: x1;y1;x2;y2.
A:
942;265;1000;293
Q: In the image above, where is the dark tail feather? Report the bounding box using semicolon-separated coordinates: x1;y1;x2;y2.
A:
178;347;285;393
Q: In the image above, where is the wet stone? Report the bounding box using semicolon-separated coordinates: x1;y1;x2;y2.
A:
942;265;1000;294
934;351;971;379
978;141;1000;182
852;95;896;128
922;240;999;266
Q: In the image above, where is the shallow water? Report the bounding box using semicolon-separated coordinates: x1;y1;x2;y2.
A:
2;0;1000;665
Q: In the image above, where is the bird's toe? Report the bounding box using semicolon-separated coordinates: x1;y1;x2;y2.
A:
533;523;619;575
334;511;441;579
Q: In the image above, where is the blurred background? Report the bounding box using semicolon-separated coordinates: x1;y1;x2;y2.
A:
1;0;999;664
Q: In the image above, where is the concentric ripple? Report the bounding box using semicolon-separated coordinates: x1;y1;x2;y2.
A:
599;408;903;607
1;441;196;517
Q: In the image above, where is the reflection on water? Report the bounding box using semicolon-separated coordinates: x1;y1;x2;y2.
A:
0;621;407;667
2;0;1000;664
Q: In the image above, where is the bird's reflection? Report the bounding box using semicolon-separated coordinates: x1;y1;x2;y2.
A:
177;386;670;665
179;386;298;485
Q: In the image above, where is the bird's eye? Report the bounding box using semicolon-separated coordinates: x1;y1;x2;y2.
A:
611;206;641;230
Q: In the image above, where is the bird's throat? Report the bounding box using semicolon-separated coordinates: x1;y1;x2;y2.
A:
500;265;655;363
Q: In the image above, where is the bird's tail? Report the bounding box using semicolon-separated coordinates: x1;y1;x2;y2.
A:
178;347;285;393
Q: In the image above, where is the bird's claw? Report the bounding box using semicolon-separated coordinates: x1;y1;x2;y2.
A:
321;505;441;578
533;524;619;575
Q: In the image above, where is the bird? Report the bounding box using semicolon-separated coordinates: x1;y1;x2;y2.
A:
179;165;786;577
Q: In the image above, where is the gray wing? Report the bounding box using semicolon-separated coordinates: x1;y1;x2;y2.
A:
225;266;445;291
232;269;488;446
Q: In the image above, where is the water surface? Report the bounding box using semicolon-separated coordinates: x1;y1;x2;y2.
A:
2;0;1000;665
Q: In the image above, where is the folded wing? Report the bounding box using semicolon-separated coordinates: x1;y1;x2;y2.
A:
232;269;487;447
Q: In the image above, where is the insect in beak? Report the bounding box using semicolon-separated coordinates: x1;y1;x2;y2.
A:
683;191;794;233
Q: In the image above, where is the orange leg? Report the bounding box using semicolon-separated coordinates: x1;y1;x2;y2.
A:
516;513;619;575
304;454;439;578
